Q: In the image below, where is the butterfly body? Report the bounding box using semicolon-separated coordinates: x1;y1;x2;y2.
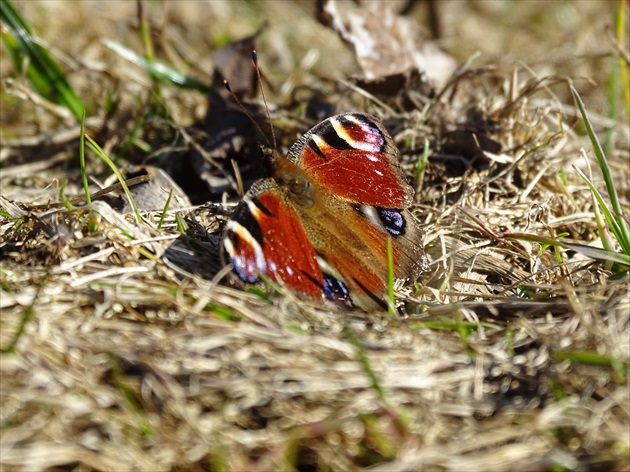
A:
222;113;428;310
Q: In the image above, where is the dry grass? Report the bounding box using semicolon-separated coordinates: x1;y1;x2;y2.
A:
1;1;629;471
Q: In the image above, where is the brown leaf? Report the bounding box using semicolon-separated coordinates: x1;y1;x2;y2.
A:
211;33;259;100
317;0;456;86
106;165;192;213
186;33;267;202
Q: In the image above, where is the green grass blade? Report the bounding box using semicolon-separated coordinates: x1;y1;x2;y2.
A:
571;85;630;253
562;242;630;266
573;165;629;254
59;181;75;210
571;85;615;206
1;280;42;353
175;213;188;234
605;37;620;158
343;324;387;402
386;236;395;316
554;349;629;372
587;172;616;256
414;138;430;188
0;0;84;119
84;135;143;225
103;39;210;93
117;109;148;160
135;0;166;108
79;110;91;204
108;354;154;438
420;318;483;332
137;0;155;63
616;0;630;125
505;232;630;266
157;190;173;231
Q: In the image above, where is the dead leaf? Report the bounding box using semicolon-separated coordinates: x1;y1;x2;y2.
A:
317;0;456;86
187;33;267;202
105;165;192;213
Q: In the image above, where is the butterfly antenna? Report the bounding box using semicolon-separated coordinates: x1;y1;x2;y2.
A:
222;79;271;147
252;50;276;148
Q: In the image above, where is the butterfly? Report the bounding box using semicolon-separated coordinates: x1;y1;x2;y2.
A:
221;112;429;310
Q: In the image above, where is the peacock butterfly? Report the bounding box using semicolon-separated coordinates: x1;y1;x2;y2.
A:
221;112;429;310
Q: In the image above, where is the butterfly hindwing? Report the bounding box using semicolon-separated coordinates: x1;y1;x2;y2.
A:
293;197;427;309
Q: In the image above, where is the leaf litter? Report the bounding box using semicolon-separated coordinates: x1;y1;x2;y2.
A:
1;1;629;470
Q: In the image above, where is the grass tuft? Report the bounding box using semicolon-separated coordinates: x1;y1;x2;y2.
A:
571;85;630;257
85;134;143;225
0;0;84;119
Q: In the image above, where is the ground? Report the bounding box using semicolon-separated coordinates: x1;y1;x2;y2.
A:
1;1;629;471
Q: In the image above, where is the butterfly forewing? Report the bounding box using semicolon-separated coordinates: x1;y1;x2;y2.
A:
287;113;413;208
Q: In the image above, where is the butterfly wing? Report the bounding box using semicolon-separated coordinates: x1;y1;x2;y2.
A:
283;113;428;308
222;113;428;310
295;193;427;310
286;113;413;207
221;179;326;300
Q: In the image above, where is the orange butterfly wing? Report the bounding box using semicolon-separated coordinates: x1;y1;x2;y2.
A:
222;113;428;309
